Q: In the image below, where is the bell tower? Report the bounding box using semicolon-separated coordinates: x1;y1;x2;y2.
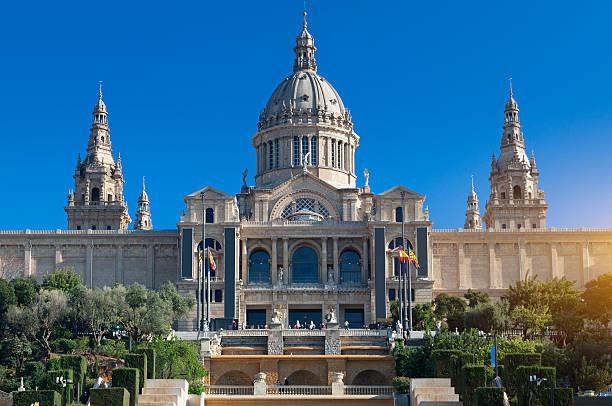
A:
65;83;131;230
482;83;548;230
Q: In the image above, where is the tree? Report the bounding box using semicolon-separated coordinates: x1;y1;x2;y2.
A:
464;289;490;308
7;289;68;356
146;336;207;382
10;277;37;306
582;272;612;327
116;283;174;342
433;293;466;321
42;268;82;292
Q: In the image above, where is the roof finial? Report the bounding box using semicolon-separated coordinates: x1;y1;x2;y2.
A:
509;77;513;98
98;81;103;99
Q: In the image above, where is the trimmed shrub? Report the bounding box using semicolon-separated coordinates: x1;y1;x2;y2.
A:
90;387;130;406
502;353;541;397
124;354;147;392
461;365;486;406
113;367;139;406
13;390;61;406
475;387;505;406
432;349;473;394
392;376;411;394
48;369;74;406
134;348;155;379
48;358;62;371
59;355;87;392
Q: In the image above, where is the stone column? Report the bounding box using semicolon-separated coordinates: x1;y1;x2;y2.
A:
321;237;328;284
241;238;248;282
283;238;289;284
550;243;558;280
362;236;368;283
457;243;464;289
271;238;277;285
332;237;339;280
488;243;496;289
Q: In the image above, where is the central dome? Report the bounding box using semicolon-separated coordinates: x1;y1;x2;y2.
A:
258;70;349;131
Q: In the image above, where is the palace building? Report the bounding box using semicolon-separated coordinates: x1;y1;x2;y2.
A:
0;13;611;332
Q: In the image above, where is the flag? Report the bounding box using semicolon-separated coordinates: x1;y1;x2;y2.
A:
207;248;216;271
408;248;420;268
398;248;410;261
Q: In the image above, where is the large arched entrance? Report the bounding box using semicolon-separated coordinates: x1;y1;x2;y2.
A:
286;370;322;385
351;369;389;385
291;246;318;283
216;370;252;385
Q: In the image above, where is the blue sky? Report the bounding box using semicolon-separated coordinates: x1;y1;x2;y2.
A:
1;1;611;229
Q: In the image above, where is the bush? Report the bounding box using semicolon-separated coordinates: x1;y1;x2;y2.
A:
124;354;147;392
502;353;541;397
475;387;505;406
392;376;411;394
90;387;130;406
134;348;155;379
59;355;87;392
13;390;61;406
516;366;556;406
112;367;139;406
461;365;486;406
48;369;74;406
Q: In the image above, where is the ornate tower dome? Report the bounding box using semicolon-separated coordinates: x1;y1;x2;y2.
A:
253;13;359;189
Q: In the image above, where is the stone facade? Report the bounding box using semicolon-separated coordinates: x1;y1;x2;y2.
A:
0;14;610;332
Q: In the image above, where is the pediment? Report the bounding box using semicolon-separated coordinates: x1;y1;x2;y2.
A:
378;185;425;200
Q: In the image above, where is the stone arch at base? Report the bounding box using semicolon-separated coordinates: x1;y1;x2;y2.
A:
216;370;252;385
286;370;323;386
351;369;389;385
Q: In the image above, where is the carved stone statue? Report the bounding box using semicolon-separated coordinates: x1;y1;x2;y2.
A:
325;305;337;324
364;168;369;187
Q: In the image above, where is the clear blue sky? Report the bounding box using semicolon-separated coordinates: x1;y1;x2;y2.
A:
1;1;611;230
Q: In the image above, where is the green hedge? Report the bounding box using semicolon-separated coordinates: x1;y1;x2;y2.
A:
59;355;87;391
516;366;556;406
113;367;139;406
13;390;61;406
475;387;505;406
134;348;155;379
431;349;474;394
392;376;411;394
48;369;74;406
503;353;541;397
124;354;147;393
462;365;486;406
90;387;130;406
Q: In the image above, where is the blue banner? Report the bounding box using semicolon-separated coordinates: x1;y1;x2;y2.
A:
490;345;495;367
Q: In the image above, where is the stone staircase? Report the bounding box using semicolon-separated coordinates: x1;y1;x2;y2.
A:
410;378;462;406
139;379;189;406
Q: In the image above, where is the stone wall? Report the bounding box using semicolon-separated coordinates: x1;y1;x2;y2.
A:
431;228;612;296
0;230;179;289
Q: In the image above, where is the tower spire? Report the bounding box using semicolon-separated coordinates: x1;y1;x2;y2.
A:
293;11;317;72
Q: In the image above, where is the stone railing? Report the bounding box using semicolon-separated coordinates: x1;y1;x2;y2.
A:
266;386;332;395
344;386;394;395
204;385;253;395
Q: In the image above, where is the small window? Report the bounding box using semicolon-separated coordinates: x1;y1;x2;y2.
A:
389;289;396;301
395;207;403;223
214;289;222;303
502;224;507;229
76;225;81;230
205;208;214;223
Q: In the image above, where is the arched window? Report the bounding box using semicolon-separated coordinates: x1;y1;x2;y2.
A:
205;208;214;223
513;185;522;199
292;247;318;283
249;250;270;284
395;207;403;222
340;250;361;284
91;187;100;202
